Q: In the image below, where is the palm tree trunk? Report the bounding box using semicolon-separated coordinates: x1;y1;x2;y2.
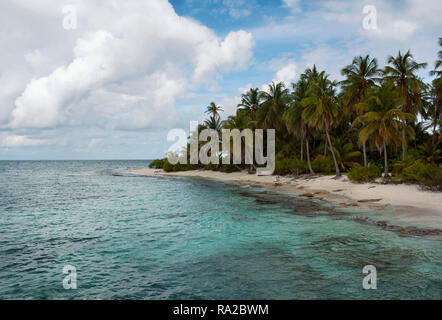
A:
361;120;367;167
323;141;327;159
402;129;406;160
325;128;341;177
383;139;388;176
433;120;438;146
241;139;245;164
306;139;315;175
362;140;367;167
300;137;304;161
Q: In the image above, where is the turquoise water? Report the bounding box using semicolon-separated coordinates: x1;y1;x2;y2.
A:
0;160;440;299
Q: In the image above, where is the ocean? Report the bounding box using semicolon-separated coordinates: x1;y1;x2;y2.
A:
0;160;440;299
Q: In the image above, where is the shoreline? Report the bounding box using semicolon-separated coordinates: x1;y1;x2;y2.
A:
129;168;442;230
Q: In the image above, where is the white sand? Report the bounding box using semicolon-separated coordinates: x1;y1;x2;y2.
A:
129;168;442;229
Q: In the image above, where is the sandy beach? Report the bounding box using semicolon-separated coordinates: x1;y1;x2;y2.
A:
130;168;442;230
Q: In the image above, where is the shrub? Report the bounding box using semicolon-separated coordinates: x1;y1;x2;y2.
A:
400;162;439;184
149;159;166;169
179;163;198;171
274;158;292;175
222;164;240;173
348;165;381;182
427;168;442;191
162;161;197;172
162;161;174;172
392;152;420;176
312;158;334;174
292;158;308;174
274;157;308;175
204;162;217;171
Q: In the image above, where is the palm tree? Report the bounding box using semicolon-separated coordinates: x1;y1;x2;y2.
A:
383;50;427;160
417;141;441;164
328;137;362;171
257;82;290;130
284;77;315;174
223;110;252;168
429;37;442;78
237;88;262;122
341;55;380;166
427;80;442;145
301;65;329;159
205;102;223;118
223;110;251;131
300;65;320;82
353;82;416;176
204;115;223;132
429;38;442;145
301;72;342;177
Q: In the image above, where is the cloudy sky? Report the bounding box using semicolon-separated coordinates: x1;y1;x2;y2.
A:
0;0;441;159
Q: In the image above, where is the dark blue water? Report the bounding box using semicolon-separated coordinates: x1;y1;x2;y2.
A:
0;161;440;299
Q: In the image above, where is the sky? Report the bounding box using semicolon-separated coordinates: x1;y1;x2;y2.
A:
0;0;441;160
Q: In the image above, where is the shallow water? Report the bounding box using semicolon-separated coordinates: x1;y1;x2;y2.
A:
0;160;440;299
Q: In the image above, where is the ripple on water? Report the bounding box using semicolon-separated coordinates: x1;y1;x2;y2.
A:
0;160;441;299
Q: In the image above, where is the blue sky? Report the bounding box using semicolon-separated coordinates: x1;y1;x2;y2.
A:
0;0;441;159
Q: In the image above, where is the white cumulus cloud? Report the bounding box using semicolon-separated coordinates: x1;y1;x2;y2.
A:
273;63;297;85
7;0;254;130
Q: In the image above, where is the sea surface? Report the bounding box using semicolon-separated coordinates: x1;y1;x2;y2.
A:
0;160;440;299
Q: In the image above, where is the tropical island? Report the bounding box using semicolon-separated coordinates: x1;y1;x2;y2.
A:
3;1;442;301
133;39;442;227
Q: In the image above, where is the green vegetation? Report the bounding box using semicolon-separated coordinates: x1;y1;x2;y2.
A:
348;166;381;182
149;159;166;169
274;157;308;175
221;164;241;173
400;162;439;184
204;162;218;171
162;161;197;172
152;38;442;188
149;158;197;172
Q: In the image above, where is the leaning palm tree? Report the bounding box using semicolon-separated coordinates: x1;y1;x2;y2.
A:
329;137;362;171
383;50;427;159
205;102;224;118
237;88;262;122
257;82;290;130
302;66;329;159
340;55;380;166
301;73;342;177
353;82;416;176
